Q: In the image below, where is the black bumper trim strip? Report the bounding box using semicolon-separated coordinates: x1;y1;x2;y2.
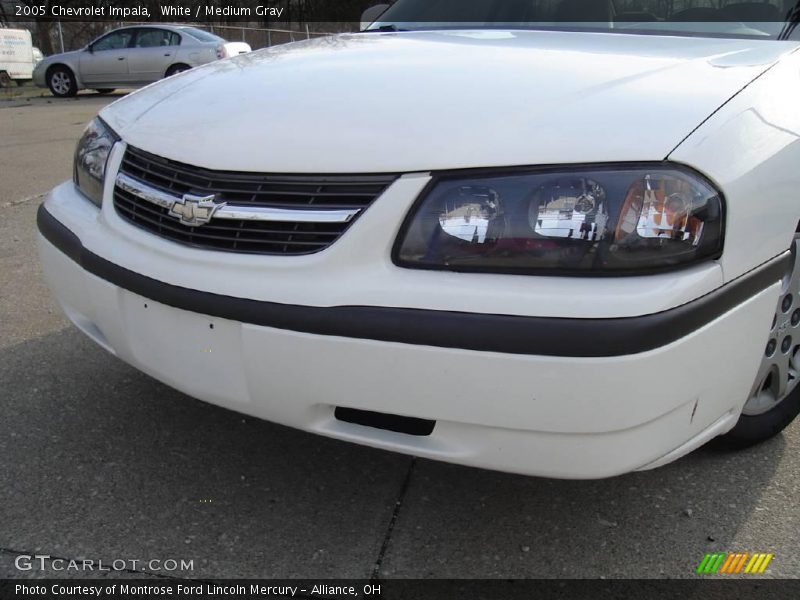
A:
37;204;790;358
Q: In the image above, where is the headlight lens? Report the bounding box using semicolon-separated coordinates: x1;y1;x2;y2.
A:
394;165;724;275
73;117;118;207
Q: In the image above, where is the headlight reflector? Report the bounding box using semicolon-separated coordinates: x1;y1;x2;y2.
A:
73;117;118;207
394;166;723;275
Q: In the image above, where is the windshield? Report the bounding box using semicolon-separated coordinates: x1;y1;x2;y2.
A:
371;0;800;39
178;27;225;42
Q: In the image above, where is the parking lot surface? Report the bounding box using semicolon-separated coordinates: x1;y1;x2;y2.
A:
1;94;799;580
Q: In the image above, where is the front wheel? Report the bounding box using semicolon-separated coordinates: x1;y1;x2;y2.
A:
0;72;12;88
165;64;191;77
720;236;800;448
47;66;77;97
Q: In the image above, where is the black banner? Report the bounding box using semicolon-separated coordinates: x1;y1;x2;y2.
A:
2;1;373;24
2;579;800;600
2;0;799;24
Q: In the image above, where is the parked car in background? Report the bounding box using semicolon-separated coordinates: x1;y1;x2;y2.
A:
32;25;250;97
0;27;34;87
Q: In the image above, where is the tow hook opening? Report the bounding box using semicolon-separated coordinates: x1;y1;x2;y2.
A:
334;407;436;437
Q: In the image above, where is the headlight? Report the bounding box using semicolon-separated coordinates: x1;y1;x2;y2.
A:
73;117;119;207
394;165;724;275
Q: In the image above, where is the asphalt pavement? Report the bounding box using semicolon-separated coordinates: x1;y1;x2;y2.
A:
1;92;798;582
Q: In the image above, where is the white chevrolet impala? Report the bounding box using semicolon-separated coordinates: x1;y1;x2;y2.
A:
36;0;800;478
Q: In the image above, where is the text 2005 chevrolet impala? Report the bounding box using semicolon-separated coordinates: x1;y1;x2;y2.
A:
36;1;800;478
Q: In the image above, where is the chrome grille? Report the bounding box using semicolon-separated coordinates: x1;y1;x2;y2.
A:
113;145;396;255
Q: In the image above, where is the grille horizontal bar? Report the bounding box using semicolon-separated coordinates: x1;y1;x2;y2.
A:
113;146;397;255
115;173;361;224
121;145;395;206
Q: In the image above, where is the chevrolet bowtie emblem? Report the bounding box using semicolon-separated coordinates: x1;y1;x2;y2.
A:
168;194;225;227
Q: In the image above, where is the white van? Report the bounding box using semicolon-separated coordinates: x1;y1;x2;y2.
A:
0;27;34;87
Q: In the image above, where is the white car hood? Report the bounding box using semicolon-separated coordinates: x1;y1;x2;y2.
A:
101;30;798;173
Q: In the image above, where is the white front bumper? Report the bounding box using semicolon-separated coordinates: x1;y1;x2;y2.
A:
36;179;781;478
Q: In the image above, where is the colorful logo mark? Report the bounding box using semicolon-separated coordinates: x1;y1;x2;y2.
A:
697;552;774;574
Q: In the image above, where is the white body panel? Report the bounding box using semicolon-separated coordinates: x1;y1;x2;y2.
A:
222;42;251;57
670;50;800;282
99;31;796;173
36;30;800;477
0;28;34;80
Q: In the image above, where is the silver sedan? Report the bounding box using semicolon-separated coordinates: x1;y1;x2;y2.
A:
33;25;250;97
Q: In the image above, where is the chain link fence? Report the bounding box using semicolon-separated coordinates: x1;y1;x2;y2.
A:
7;19;358;55
203;23;355;48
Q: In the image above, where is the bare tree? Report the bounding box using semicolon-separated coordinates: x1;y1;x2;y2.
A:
10;1;55;53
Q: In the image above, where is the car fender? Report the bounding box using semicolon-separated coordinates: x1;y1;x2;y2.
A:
669;47;800;284
40;53;87;90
